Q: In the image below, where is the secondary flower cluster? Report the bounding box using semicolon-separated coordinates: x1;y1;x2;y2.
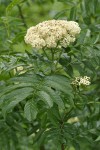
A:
24;20;81;49
72;76;91;86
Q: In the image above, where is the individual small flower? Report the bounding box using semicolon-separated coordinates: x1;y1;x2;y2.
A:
24;20;81;49
71;76;91;86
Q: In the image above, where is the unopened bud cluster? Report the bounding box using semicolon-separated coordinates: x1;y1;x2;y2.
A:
24;20;81;49
72;76;91;86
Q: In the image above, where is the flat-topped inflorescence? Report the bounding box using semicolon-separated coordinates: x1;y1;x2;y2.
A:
24;20;81;49
72;76;91;86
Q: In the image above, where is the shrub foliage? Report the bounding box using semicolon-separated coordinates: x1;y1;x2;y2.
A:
0;0;100;150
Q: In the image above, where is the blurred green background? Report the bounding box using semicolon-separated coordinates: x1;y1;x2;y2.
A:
0;0;100;150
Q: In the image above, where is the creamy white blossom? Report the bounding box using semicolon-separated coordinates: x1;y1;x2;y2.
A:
72;76;91;86
24;20;81;49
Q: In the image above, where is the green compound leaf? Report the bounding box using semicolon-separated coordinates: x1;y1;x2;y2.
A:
1;87;33;115
95;136;100;142
38;90;53;108
43;86;64;109
24;100;38;121
44;75;73;96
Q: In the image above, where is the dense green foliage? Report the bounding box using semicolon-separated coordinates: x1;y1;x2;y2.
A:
0;0;100;150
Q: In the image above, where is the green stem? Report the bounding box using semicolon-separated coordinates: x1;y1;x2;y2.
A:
60;120;65;150
40;146;45;150
50;48;55;73
17;5;27;28
51;48;54;61
42;48;49;60
3;17;10;38
55;50;62;69
42;48;62;73
61;143;65;150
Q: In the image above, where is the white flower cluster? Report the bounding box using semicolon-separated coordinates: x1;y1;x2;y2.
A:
24;20;81;49
72;76;91;86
